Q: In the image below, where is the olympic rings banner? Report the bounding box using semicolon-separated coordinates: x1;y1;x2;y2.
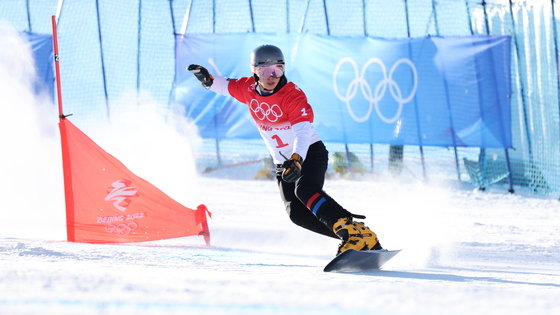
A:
175;33;511;148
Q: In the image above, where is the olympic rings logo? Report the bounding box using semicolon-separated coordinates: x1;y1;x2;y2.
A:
105;222;138;235
333;57;418;123
249;99;283;122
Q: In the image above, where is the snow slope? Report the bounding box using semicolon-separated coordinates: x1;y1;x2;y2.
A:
1;175;560;315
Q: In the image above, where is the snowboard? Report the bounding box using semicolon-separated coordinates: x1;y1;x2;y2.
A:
324;249;401;272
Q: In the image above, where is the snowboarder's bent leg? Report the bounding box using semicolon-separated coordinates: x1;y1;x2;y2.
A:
277;176;338;238
278;141;382;253
296;142;382;254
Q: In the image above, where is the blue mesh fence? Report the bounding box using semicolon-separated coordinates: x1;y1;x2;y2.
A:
1;0;559;195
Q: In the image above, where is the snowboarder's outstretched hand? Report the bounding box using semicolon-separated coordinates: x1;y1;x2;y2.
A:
188;64;214;87
281;153;303;183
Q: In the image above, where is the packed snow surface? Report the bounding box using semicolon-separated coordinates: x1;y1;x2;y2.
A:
1;176;559;315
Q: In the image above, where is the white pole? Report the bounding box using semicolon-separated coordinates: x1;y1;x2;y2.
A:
180;0;194;35
55;0;64;23
299;0;311;33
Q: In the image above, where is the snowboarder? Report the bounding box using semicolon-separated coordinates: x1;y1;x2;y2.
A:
188;44;382;255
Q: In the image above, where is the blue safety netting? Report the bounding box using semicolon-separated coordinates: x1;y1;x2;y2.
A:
1;0;559;195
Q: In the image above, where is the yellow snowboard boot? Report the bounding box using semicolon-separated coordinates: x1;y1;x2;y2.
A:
332;218;382;255
353;221;382;250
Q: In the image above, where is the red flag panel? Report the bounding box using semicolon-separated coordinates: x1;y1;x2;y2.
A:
59;118;210;244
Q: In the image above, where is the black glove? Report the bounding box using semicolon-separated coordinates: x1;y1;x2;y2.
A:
187;64;214;87
281;153;303;183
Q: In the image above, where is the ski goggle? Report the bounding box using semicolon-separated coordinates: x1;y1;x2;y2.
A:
254;64;285;79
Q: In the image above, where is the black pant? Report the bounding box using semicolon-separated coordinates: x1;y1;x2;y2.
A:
276;141;352;239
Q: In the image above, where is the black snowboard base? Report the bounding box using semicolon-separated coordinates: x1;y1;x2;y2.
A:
324;249;401;272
